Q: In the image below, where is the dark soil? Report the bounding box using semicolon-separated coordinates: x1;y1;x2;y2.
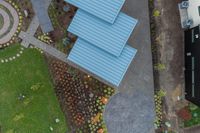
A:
47;0;77;54
17;0;34;31
150;0;185;132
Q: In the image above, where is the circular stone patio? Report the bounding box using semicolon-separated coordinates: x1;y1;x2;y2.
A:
0;0;19;45
0;14;4;29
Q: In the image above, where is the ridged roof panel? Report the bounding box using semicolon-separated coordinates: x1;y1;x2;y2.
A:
65;0;125;23
67;38;137;86
68;9;138;57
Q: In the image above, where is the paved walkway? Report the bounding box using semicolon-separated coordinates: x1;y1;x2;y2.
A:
19;0;52;47
104;0;155;133
20;16;39;47
26;16;39;35
0;1;19;44
30;0;53;33
19;17;68;68
19;31;66;61
18;1;68;66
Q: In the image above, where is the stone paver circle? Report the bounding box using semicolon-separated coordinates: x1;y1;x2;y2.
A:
0;0;19;45
0;8;10;36
0;14;4;29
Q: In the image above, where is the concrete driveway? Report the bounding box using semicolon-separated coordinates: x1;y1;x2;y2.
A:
104;0;155;133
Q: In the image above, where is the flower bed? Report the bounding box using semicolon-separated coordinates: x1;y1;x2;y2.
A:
47;0;77;54
154;89;166;129
48;58;115;132
184;103;200;127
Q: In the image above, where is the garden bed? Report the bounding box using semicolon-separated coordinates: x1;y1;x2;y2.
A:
183;103;200;127
17;0;34;31
149;0;184;132
46;55;115;133
44;0;77;54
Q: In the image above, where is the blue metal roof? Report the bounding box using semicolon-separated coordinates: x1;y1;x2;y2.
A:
67;38;137;86
65;0;125;24
67;9;138;57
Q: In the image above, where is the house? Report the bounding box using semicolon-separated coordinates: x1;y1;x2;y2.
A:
179;0;200;29
185;25;200;106
179;0;200;106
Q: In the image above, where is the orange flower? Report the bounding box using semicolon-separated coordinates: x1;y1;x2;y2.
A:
97;128;104;133
101;97;108;104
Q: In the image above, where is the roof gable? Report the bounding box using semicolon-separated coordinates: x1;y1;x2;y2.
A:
68;9;138;57
65;0;125;23
67;38;137;86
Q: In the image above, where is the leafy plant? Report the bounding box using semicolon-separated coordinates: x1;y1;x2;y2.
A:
13;113;24;121
189;103;198;111
153;10;160;17
154;89;166;128
154;63;166;71
157;89;166;97
30;83;42;91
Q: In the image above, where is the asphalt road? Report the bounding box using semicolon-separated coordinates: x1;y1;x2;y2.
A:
104;0;155;133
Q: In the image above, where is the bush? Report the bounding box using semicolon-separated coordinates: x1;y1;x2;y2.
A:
177;107;192;121
153;10;160;17
189;103;198;111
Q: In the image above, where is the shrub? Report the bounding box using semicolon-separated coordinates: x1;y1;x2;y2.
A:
177;107;192;121
154;63;166;71
153;10;160;17
189;103;198;111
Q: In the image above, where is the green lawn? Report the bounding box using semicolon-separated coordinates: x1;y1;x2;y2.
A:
0;44;68;133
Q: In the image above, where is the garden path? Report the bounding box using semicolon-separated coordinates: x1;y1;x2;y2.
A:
19;31;66;61
19;0;52;47
19;4;67;62
20;16;39;47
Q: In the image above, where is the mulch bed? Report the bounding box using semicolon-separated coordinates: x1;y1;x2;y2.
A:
45;55;115;133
